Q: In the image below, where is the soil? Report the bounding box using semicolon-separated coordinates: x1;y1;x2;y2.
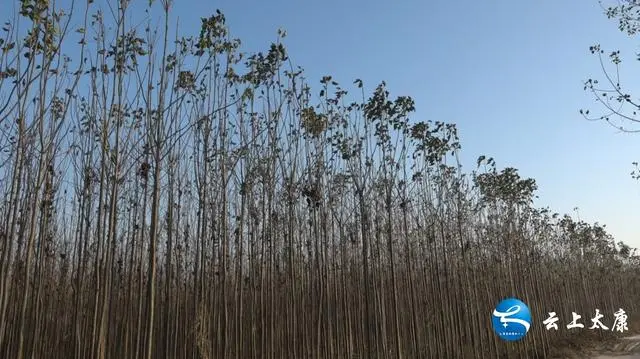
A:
590;335;640;359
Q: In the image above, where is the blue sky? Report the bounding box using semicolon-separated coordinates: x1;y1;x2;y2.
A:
170;0;640;247
8;0;640;247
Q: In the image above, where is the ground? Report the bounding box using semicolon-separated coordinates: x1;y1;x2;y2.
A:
591;334;640;359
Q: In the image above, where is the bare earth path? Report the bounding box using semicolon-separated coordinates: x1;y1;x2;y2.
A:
592;335;640;359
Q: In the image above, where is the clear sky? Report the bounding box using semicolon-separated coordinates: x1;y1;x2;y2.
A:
170;0;640;247
9;0;640;247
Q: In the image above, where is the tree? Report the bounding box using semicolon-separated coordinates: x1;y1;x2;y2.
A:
581;1;640;133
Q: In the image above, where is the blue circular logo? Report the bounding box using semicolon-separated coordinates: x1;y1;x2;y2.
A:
492;297;531;341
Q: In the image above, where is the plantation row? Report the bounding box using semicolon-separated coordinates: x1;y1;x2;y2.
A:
0;1;638;358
